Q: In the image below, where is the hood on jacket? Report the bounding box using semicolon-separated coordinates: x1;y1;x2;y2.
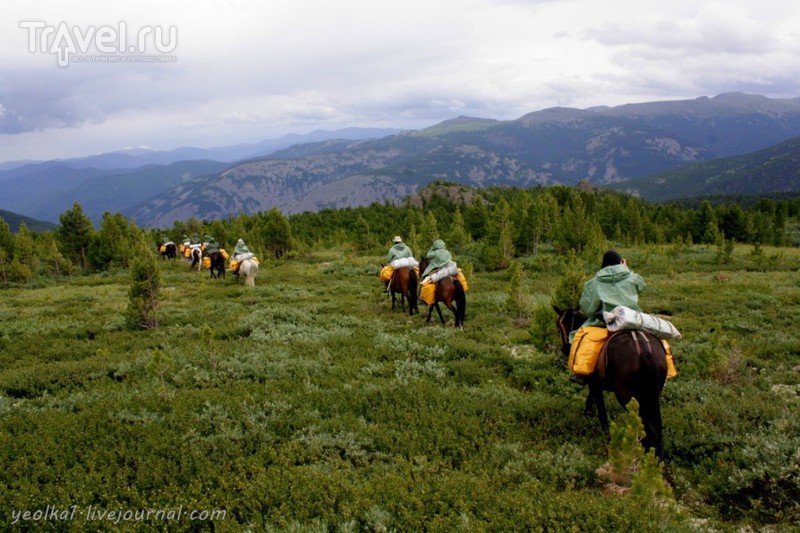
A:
430;239;445;251
595;264;631;283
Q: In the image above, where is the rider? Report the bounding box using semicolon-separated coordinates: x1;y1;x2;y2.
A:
203;235;220;256
386;236;413;264
421;239;452;280
383;236;414;292
570;250;647;385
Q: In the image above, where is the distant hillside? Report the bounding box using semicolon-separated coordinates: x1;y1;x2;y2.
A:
0;160;230;224
0;209;56;232
130;93;800;226
611;135;800;202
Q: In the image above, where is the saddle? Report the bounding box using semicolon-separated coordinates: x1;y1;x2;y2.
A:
570;328;677;379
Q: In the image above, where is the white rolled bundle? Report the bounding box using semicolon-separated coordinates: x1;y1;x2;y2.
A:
390;257;419;269
603;305;681;340
428;262;459;283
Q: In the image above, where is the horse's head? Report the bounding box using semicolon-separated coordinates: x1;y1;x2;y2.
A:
418;256;429;274
553;306;586;356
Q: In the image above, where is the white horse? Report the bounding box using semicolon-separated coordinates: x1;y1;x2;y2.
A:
190;247;202;271
239;258;259;287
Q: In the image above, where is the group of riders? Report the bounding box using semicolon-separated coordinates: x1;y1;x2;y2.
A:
160;234;255;276
385;237;675;387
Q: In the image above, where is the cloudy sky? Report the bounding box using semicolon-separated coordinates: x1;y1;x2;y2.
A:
2;0;800;163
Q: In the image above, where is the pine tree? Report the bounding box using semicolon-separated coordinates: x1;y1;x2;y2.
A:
447;207;470;253
57;202;94;269
42;233;72;276
506;261;528;319
262;207;293;258
14;223;37;275
89;212;132;270
0;218;13;260
125;229;161;330
550;251;586;310
419;212;439;252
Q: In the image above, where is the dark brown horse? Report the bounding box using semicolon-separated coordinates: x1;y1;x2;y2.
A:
160;243;177;261
207;251;225;279
388;266;419;316
418;257;466;328
554;306;667;456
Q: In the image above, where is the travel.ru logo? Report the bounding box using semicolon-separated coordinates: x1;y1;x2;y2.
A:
20;21;178;67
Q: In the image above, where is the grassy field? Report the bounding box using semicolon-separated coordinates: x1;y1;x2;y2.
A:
1;244;799;531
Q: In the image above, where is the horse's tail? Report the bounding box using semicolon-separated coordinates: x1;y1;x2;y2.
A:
454;279;466;326
638;333;666;456
408;267;419;315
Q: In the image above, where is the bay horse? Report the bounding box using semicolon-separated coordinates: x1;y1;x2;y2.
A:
207;251;225;279
554;306;667;456
418;257;466;328
160;243;177;260
388;266;419;316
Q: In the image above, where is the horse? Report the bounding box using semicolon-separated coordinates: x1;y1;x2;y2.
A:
418;257;466;328
238;258;258;287
189;247;202;271
160;243;177;261
554;306;668;457
388;266;419;316
207;251;225;279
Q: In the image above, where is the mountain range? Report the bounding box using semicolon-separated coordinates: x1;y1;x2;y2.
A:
2;92;800;228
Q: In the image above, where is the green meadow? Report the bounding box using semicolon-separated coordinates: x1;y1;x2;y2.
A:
1;244;799;531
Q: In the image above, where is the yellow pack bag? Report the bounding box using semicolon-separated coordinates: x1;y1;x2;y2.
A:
380;265;394;283
455;269;469;291
220;249;229;260
569;327;609;376
202;257;211;269
419;281;436;305
229;259;239;271
159;245;166;253
662;340;678;379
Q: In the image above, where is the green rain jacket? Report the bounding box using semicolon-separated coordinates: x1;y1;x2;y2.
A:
421;240;452;278
386;243;413;264
577;263;646;333
204;238;220;256
233;240;251;257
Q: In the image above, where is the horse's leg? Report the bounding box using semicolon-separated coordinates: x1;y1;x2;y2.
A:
435;303;445;324
637;397;664;457
390;291;397;311
591;382;609;432
443;300;459;327
400;293;406;313
426;304;434;323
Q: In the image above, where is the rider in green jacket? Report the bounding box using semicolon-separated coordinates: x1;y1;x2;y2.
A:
569;250;646;385
386;236;414;264
421;239;452;279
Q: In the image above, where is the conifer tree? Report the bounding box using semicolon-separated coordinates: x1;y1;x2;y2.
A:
447;207;470;253
42;233;72;276
125;229;160;330
263;207;293;258
420;212;439;251
14;223;37;275
57;202;94;269
89;212;132;270
0;218;13;260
